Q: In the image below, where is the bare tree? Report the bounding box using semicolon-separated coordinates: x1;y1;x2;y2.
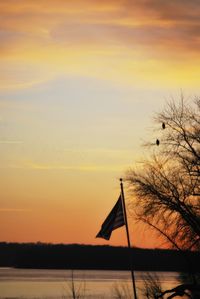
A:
126;97;200;251
126;97;200;298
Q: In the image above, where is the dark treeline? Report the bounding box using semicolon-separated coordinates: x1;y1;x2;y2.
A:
0;242;199;272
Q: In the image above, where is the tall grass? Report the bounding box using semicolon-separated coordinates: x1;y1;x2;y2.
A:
140;272;162;299
62;270;86;299
111;281;132;299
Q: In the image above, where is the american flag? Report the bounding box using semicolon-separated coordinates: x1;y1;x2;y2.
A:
96;195;125;240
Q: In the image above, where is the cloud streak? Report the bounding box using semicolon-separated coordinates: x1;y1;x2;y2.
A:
27;163;127;172
0;140;23;144
0;0;200;88
0;208;31;212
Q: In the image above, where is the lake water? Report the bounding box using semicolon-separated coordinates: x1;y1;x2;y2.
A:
0;268;180;298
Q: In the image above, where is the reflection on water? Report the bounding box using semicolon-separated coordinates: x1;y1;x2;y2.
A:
0;268;180;298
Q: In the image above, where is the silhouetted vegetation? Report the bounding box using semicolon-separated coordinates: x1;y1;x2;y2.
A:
141;273;162;299
126;98;200;251
126;97;200;298
0;242;199;272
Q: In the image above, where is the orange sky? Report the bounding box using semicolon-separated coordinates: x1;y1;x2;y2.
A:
0;0;200;248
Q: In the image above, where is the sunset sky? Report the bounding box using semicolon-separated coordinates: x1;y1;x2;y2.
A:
1;0;200;248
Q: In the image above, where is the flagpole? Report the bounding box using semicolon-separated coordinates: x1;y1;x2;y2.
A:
120;178;137;299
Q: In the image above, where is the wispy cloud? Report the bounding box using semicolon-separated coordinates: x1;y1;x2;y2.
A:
0;140;23;144
0;146;134;172
24;162;129;172
0;0;199;89
0;0;199;50
0;208;31;212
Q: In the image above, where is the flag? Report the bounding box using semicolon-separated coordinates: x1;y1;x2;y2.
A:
96;195;125;240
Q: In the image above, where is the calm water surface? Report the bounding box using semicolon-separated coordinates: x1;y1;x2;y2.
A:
0;268;180;298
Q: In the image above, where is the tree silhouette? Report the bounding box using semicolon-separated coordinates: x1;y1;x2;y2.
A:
126;97;200;298
126;97;200;251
